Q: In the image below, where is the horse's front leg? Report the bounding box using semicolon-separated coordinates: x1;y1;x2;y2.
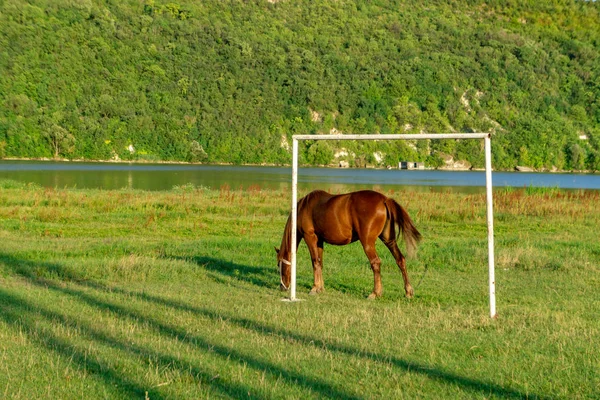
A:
315;243;324;291
305;233;324;295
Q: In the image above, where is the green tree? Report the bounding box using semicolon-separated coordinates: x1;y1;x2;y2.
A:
44;125;76;159
566;143;586;170
305;141;334;166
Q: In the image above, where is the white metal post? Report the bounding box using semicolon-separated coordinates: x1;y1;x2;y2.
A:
290;138;298;301
292;133;490;141
485;135;497;318
287;133;496;317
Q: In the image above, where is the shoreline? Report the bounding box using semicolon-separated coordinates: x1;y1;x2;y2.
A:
1;157;597;174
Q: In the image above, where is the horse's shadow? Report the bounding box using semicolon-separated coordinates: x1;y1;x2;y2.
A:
177;255;277;290
172;254;338;296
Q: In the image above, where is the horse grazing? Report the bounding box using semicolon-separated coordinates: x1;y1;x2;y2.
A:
275;190;421;299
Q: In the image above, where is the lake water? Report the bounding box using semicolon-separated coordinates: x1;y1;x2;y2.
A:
0;160;598;193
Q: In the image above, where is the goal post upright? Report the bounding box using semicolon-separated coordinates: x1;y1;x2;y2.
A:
288;133;496;318
290;137;299;302
485;135;497;318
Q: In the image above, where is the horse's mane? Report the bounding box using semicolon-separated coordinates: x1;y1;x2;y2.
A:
280;190;327;257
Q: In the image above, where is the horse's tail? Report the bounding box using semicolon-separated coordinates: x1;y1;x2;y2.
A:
385;198;421;257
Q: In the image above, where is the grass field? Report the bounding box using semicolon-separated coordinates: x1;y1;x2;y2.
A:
0;180;598;399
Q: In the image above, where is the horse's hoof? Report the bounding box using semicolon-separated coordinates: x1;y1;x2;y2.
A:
367;293;379;300
405;287;414;298
309;288;322;295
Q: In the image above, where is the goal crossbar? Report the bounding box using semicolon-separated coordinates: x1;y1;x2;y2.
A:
293;133;490;140
288;133;497;319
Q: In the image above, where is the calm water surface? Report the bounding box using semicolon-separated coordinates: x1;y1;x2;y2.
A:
0;161;598;193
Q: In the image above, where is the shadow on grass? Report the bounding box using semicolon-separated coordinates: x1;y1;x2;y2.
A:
0;289;262;399
0;253;361;399
177;254;372;297
177;254;278;290
0;252;550;399
113;288;552;400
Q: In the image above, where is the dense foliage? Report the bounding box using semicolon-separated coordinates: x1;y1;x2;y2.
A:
1;0;599;170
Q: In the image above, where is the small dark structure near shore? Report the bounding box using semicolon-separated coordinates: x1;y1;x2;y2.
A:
399;161;425;170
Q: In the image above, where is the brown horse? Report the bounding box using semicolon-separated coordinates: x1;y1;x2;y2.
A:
276;190;421;299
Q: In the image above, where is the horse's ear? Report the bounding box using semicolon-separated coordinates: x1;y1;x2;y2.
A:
274;247;280;254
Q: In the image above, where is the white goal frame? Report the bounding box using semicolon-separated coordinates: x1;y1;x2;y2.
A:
287;133;497;319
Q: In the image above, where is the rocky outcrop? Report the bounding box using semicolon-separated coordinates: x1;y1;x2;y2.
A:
515;166;535;172
437;152;472;171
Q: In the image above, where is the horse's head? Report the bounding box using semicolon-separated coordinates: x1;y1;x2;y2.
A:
275;247;291;291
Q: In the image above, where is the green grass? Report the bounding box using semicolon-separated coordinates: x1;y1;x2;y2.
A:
0;181;599;399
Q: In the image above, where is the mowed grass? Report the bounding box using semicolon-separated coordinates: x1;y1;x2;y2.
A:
0;180;599;399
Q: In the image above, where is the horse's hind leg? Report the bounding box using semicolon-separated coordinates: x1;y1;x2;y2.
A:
360;240;383;299
383;239;413;298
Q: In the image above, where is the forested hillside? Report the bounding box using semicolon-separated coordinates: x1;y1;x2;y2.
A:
1;0;599;170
